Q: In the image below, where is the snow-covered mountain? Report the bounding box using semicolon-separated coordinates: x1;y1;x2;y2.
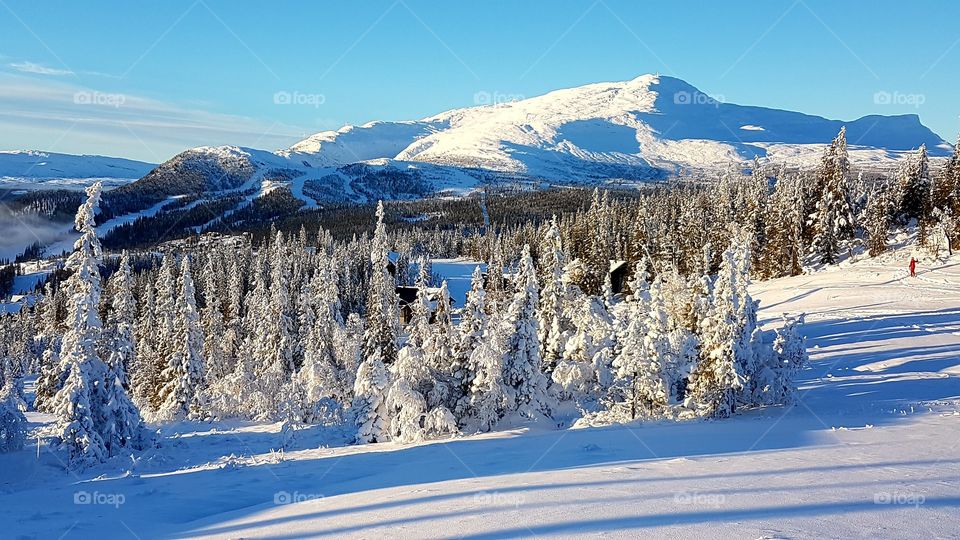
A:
57;75;954;206
279;74;949;179
0;150;155;191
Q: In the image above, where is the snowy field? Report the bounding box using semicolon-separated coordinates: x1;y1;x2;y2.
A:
2;249;959;539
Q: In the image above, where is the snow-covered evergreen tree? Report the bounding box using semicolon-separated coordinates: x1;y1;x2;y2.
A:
148;254;178;411
930;207;957;257
554;295;613;405
104;252;136;388
249;232;297;417
810;128;855;264
900;144;931;230
100;251;145;452
0;383;27;452
634;277;672;414
131;279;157;411
687;240;750;418
50;182;109;464
452;266;488;416
751;315;808;406
157;256;206;421
50;182;141;466
466;339;507;432
537;217;569;371
364;202;399;363
610;259;652;420
865;181;894;257
385;375;427;443
424;280;456;405
34;344;64;413
499;245;553;418
201;255;227;380
352;351;391;444
297;257;348;420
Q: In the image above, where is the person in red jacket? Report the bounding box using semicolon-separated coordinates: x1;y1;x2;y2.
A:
909;257;917;277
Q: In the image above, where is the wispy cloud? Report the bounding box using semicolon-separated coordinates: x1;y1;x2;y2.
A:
0;72;312;162
8;61;74;76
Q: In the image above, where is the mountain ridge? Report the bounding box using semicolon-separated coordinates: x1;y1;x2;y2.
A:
279;74;949;178
4;75;952;202
0;150;156;191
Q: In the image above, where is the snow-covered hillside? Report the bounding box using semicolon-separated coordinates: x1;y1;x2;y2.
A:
284;74;949;179
0;150;155;191
106;75;950;209
3;247;958;538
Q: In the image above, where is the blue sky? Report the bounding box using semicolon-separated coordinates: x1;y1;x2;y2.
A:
1;0;957;163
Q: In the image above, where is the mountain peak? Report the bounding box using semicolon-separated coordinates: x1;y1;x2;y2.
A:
284;74;946;178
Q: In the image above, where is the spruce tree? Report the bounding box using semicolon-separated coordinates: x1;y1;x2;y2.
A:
466;339;507;432
454;266;488;418
635;277;672;414
104;252;136;389
101;251;145;452
537;217;569;372
131;279;157;411
900;144;932;242
687;241;750;418
0;383;27;452
500;245;552;417
150;254;178;410
364;202;399;363
866;181;894;257
611;259;651;420
201;256;227;380
352;351;391;443
810;128;855;264
157;256;206;421
50;182;141;466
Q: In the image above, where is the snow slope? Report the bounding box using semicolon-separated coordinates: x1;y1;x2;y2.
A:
0;150;155;191
2;247;958;538
284;74;949;179
105;74;950;212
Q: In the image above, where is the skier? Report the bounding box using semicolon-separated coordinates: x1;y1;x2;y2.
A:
909;257;917;277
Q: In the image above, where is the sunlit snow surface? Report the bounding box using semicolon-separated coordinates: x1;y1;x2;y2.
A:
2;243;959;538
0;150;154;191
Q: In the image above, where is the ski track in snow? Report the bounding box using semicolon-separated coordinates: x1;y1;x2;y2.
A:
42;197;184;257
2;250;959;538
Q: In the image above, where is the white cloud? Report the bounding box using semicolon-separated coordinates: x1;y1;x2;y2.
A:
8;61;74;76
0;72;312;162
